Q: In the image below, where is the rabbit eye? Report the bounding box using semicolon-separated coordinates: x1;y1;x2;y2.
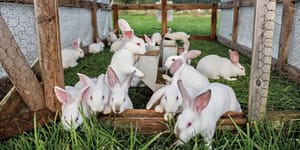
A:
136;42;141;46
75;117;79;123
187;122;192;128
102;95;105;100
176;96;179;101
123;98;126;102
90;96;93;101
171;58;175;61
241;68;244;70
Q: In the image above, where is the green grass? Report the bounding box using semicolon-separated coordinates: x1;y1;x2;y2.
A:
1;12;300;149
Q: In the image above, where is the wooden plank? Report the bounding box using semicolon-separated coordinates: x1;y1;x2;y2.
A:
210;3;217;40
248;0;277;121
91;0;99;42
116;3;213;10
277;0;295;66
112;4;119;33
161;0;167;35
99;109;246;134
219;0;287;9
34;0;64;112
0;15;45;111
231;0;239;45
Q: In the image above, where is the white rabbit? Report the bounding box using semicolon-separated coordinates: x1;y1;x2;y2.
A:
146;80;183;121
76;73;110;113
54;85;91;131
164;27;190;43
175;80;242;148
88;37;105;53
106;66;134;114
61;38;84;68
168;53;210;100
107;28;118;46
196;49;246;81
109;19;146;83
151;32;162;45
144;34;157;50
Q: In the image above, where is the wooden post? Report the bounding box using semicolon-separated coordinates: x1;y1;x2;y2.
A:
34;0;64;112
0;16;45;111
91;0;99;42
231;0;239;45
161;0;167;35
210;3;217;40
277;0;295;66
248;0;277;121
112;4;119;32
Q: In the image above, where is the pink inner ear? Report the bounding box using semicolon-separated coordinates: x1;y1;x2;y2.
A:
178;47;184;55
96;37;101;43
170;59;183;74
78;74;89;86
72;42;78;49
123;30;134;39
230;51;239;64
80;86;90;102
54;87;69;105
184;50;201;60
107;67;119;87
194;89;211;112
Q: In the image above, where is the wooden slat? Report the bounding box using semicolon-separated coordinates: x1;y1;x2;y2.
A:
231;0;240;45
91;0;99;42
248;0;277;121
277;0;295;66
112;4;119;33
116;3;213;10
0;15;45;111
210;3;217;40
34;0;64;112
219;0;287;9
161;0;167;35
99;109;246;134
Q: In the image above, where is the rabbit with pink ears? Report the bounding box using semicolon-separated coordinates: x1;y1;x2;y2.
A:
88;36;105;53
174;80;242;148
61;38;84;68
54;85;91;131
196;49;246;81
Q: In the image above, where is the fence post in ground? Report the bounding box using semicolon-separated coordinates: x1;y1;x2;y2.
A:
161;0;167;35
34;0;64;112
248;0;277;121
211;3;217;40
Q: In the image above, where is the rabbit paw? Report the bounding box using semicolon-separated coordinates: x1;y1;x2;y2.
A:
224;77;237;81
154;105;164;113
103;106;112;114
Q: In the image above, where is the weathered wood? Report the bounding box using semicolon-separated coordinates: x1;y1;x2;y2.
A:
248;0;277;121
112;4;119;33
115;3;213;10
161;0;167;35
99;109;246;134
0;15;45;111
219;0;287;9
277;0;295;66
34;0;64;112
231;0;239;45
91;0;99;42
210;3;217;40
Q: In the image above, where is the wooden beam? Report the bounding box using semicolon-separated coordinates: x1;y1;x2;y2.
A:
112;4;119;33
91;0;99;42
231;0;240;45
115;3;213;10
161;0;167;35
34;0;64;112
277;0;295;66
210;3;217;40
248;0;277;121
0;15;45;111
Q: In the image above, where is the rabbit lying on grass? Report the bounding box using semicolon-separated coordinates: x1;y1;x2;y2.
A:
61;38;84;68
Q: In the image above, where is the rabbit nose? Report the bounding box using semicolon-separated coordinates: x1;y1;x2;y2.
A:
175;127;181;139
115;105;120;113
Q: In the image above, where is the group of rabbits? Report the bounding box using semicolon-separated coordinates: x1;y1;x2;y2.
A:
54;18;246;148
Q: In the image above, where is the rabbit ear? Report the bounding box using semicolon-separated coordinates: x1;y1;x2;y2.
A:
144;34;151;45
170;59;183;74
54;86;70;105
178;47;185;55
184;50;201;60
79;85;91;102
183;41;190;51
167;27;172;33
193;89;211;112
229;49;239;64
96;36;101;43
146;86;167;109
177;80;191;108
77;38;81;46
107;66;120;88
123;30;134;40
72;41;79;49
118;19;134;39
121;70;136;88
77;73;92;86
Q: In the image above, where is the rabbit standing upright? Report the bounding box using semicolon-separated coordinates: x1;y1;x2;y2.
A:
54;85;91;131
61;38;84;68
175;80;242;148
196;49;246;81
88;37;105;53
109;19;146;84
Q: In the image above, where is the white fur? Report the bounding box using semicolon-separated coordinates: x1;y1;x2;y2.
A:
175;80;242;146
61;38;84;68
88;37;105;53
107;29;118;46
164;28;190;43
54;85;91;131
76;73;110;113
151;32;162;45
196;50;246;81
